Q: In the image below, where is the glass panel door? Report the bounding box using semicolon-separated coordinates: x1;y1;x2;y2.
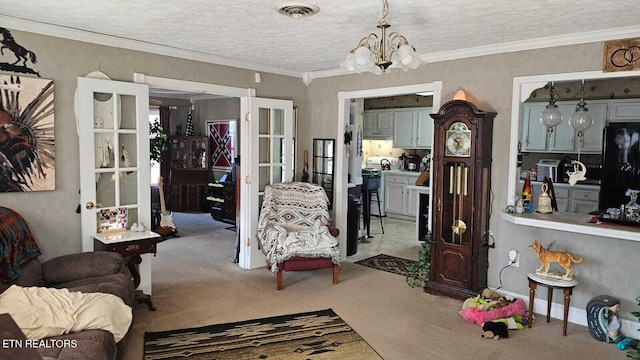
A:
77;77;150;252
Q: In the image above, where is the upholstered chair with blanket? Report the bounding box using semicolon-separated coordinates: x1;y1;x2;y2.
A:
0;206;135;360
256;182;340;289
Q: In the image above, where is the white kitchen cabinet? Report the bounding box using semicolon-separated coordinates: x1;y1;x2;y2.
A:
406;186;419;217
416;108;434;148
609;99;640;122
385;182;405;214
363;110;393;139
392;107;433;149
569;188;599;214
384;172;420;220
392;110;417;148
522;101;607;154
519;181;598;214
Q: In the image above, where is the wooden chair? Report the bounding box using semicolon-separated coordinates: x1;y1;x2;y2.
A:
256;182;340;289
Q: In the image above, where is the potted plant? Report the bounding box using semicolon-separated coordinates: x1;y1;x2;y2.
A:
150;119;168;166
406;232;431;288
628;296;640;359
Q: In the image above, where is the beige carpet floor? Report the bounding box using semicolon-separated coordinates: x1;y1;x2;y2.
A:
123;213;625;360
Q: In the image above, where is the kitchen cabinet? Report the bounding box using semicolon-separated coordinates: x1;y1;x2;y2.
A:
521;101;607;154
519;181;599;214
363;110;393;139
609;99;640;121
384;172;420;220
392;107;434;149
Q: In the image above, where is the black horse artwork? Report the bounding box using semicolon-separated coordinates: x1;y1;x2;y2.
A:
0;28;40;77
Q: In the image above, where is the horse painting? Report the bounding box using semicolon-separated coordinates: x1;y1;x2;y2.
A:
0;28;37;67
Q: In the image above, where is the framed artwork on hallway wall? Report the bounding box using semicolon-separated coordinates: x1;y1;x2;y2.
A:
206;119;237;170
0;74;55;192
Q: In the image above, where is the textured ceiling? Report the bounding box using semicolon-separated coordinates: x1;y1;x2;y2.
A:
1;0;640;77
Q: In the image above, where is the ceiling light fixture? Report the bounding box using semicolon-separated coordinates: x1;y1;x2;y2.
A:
341;0;423;75
569;80;593;149
540;82;563;136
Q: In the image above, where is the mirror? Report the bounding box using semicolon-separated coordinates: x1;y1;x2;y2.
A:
313;138;335;210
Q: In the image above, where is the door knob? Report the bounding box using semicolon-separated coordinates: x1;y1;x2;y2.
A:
85;201;102;209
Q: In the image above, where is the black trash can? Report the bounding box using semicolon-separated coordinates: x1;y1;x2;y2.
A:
347;194;362;256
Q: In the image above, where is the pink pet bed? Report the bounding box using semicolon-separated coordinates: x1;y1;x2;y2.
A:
459;298;526;325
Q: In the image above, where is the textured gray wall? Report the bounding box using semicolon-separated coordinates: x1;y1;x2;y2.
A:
1;28;638;324
305;43;640;321
0;29;307;260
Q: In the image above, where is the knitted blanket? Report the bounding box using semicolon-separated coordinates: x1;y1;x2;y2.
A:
0;207;41;282
256;182;339;273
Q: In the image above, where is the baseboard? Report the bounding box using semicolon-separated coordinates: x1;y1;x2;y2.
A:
499;289;640;340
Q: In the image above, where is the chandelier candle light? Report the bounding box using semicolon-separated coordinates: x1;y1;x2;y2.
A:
342;0;423;74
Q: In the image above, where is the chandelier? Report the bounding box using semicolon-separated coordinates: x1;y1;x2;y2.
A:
341;0;423;75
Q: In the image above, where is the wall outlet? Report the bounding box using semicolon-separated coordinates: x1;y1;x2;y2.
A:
508;249;520;267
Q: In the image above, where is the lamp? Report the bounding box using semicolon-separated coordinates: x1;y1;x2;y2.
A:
539;82;563;136
341;0;423;74
568;80;593;148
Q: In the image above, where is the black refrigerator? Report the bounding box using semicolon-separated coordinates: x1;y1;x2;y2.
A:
600;123;640;210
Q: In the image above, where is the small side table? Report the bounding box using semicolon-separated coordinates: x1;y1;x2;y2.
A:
94;230;161;311
527;272;578;336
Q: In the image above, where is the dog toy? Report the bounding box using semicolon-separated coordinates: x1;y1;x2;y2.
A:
481;321;509;340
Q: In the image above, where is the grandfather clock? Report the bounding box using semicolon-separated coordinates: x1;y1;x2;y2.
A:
424;100;495;300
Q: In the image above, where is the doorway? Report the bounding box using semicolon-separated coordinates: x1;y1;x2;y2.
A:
335;82;443;260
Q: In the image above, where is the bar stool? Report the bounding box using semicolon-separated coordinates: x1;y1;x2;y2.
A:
527;272;578;336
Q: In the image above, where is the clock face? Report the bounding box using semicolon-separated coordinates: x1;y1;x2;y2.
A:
445;122;472;157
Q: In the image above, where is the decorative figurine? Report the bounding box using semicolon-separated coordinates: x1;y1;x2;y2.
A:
536;183;553;213
566;160;587;185
587;295;622;343
528;240;583;279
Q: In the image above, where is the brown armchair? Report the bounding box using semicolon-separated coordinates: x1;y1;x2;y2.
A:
256;182;340;289
0;206;135;360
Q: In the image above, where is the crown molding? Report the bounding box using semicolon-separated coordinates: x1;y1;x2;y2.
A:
4;15;640;84
0;15;305;79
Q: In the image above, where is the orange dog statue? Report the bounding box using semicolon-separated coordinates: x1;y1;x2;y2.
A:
529;240;583;279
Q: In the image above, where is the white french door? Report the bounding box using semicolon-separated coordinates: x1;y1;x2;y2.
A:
238;97;294;269
77;77;150;252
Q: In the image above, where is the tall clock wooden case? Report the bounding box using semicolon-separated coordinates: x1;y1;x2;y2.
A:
425;100;495;300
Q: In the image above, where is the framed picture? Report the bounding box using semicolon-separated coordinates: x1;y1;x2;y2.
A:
206;119;237;170
603;38;640;72
98;207;128;233
0;74;55;192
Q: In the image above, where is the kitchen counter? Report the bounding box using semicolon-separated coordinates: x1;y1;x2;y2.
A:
381;170;421;176
502;211;640;242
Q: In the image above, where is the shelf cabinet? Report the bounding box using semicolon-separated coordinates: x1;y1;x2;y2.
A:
384;172;420;220
169;136;208;170
166;136;209;212
521;101;607;154
363;110;393;139
392;107;433;149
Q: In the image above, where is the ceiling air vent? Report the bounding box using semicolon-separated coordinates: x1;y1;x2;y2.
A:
276;3;320;19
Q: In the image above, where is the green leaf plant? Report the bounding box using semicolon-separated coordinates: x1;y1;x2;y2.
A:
629;296;640;359
406;231;431;288
150;119;168;166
